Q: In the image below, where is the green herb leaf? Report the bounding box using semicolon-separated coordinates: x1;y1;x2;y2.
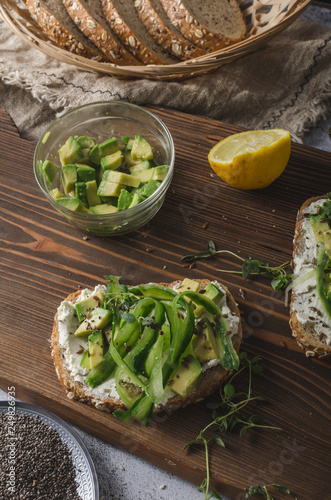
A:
121;312;136;323
223;383;235;398
271;484;291;494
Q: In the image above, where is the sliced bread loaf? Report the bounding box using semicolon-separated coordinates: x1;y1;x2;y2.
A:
133;0;206;60
62;0;141;65
159;0;246;52
101;0;180;65
24;0;103;59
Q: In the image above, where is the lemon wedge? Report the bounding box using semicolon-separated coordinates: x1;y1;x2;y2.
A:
208;129;291;190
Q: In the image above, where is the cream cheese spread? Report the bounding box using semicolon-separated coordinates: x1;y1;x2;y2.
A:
292;200;331;344
57;281;240;403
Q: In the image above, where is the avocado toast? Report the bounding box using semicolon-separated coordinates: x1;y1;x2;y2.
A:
51;277;242;424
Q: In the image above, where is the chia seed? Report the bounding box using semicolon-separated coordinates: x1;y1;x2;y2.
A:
0;413;81;499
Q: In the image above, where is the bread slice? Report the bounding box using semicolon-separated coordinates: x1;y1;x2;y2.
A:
159;0;246;52
101;0;180;65
61;0;141;65
290;195;331;362
133;0;206;61
24;0;103;59
51;278;242;415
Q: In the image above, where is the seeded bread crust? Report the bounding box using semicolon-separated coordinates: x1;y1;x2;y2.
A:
101;0;179;65
51;278;242;414
159;0;246;52
133;0;206;61
290;196;331;362
62;0;141;65
24;0;103;59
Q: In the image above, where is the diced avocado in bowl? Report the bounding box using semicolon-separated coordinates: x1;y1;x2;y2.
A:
41;134;169;215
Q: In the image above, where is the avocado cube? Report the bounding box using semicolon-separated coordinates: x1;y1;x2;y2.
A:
58;136;83;166
75;290;105;322
129;160;153;173
143;179;160;197
75;307;112;336
192;318;219;363
124;150;140;168
104;170;140;188
50;187;64;200
100;150;123;172
76;136;96;149
61;164;77;194
97;180;124;197
86;180;101;207
89;204;119;215
131;168;154;184
56;197;88;213
129;193;144;208
152;165;168;182
43;160;60;184
118;189;133;211
194;283;224;318
131;135;153;161
310;216;330;244
169;354;202;397
176;278;200;305
121;135;131;148
75;182;87;203
99;137;119;157
77;165;96;183
88;331;105;369
89;145;101;165
80;349;91;370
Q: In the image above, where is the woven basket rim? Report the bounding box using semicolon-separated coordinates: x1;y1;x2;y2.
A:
0;0;312;80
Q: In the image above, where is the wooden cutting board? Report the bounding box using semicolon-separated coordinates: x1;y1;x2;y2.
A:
0;107;330;500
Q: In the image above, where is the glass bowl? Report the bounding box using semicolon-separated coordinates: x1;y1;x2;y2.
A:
34;101;175;236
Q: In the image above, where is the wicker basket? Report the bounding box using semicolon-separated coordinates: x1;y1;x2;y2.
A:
0;0;311;80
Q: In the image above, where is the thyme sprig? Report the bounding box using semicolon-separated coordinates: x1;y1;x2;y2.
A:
245;482;294;499
181;240;292;290
183;353;282;500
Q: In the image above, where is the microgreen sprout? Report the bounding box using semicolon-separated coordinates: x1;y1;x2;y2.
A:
181;241;292;290
245;483;295;499
184;352;282;500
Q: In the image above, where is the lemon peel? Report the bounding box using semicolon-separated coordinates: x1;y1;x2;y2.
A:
208;129;291;190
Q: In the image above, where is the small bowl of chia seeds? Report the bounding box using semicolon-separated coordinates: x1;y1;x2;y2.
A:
0;401;99;500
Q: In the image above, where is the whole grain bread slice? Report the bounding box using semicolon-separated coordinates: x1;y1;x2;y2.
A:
62;0;141;65
51;278;242;414
101;0;180;65
290;195;331;362
24;0;103;59
159;0;246;52
133;0;206;61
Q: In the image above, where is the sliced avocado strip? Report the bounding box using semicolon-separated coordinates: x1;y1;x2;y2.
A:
88;331;105;369
100;150;123;172
75;290;105;322
43;160;60;184
192;317;218;363
61;164;77;194
131;135;153;161
168;354;202;398
89;204;119;215
74;307;112;336
56;197;88;213
76;165;96;183
118;189;133;211
99;137;119;157
58;136;83;166
86;180;101;206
